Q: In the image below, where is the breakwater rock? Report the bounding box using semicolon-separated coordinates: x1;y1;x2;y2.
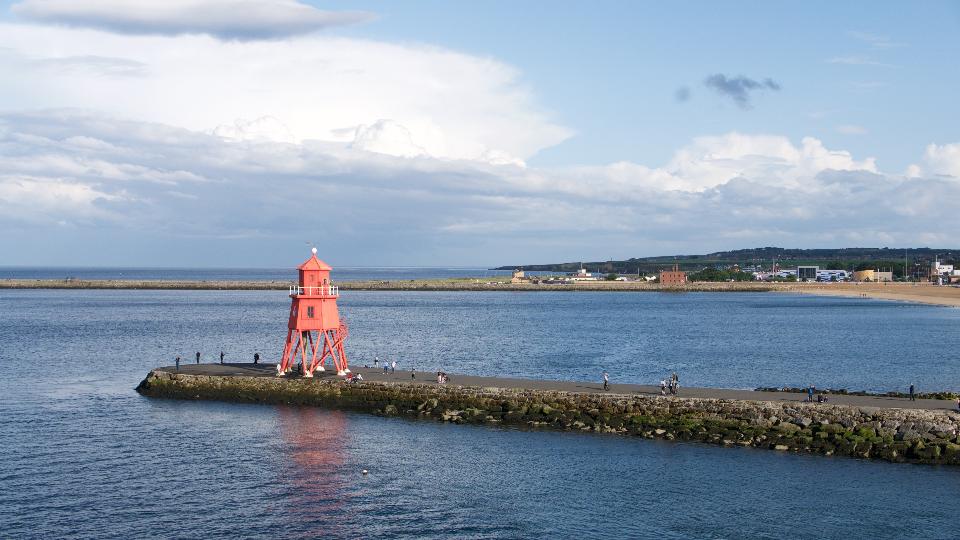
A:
137;370;960;465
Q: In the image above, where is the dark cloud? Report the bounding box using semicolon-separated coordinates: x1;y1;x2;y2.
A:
704;74;781;109
11;0;375;40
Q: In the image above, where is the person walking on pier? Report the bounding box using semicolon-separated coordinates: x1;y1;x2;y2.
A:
391;360;397;374
603;371;609;391
220;351;224;364
660;379;667;396
374;356;379;369
254;352;260;365
910;384;916;401
175;355;181;371
196;351;200;364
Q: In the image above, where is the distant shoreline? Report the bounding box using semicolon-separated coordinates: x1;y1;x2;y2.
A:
2;279;958;307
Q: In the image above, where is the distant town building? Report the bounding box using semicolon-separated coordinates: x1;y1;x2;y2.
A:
568;265;598;281
816;269;850;281
853;269;893;282
659;264;687;285
930;260;958;284
797;266;818;282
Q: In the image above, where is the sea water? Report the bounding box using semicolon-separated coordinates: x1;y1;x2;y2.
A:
2;288;960;538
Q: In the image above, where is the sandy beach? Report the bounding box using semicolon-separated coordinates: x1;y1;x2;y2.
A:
779;282;960;308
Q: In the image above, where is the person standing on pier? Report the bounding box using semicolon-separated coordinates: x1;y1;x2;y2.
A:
220;351;224;364
254;352;260;365
909;384;916;401
603;372;609;391
196;351;200;364
175;355;181;371
660;379;667;396
391;360;397;374
374;356;379;369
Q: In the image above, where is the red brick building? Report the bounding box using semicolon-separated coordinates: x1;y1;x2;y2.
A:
659;264;687;285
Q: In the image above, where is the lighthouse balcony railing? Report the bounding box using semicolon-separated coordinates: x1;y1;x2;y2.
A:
289;285;339;297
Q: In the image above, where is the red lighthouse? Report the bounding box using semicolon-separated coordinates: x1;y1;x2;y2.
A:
278;248;350;377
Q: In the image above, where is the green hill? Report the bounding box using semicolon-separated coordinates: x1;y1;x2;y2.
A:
495;247;957;277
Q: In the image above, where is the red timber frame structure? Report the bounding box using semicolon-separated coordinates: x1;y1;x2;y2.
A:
278;248;351;377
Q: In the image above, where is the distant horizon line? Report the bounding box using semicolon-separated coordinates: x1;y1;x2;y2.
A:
0;265;509;270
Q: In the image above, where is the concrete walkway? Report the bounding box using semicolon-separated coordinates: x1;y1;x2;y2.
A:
159;363;959;412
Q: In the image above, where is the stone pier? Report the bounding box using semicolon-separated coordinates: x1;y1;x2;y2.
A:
136;365;960;466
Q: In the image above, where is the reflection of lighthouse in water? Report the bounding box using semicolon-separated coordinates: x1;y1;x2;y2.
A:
275;406;350;534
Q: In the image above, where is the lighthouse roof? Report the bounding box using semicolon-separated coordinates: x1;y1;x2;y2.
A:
298;254;332;271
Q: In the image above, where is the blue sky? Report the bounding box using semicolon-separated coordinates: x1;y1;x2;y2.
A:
314;0;960;170
0;1;958;267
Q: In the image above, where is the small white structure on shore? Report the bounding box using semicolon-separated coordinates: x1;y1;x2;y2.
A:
568;265;598;281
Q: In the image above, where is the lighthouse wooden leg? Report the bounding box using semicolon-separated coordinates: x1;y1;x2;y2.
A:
336;333;350;374
308;332;321;375
320;332;345;376
311;331;326;373
303;332;315;377
317;331;332;373
298;331;309;376
278;329;294;376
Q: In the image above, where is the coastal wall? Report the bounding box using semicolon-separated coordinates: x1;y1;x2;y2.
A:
137;370;960;465
0;278;778;291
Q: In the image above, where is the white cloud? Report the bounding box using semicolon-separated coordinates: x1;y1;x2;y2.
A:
213;116;298;144
0;23;571;164
348;120;429;159
656;133;876;191
0;11;952;265
911;143;960;179
2;110;956;266
848;31;904;50
11;0;374;40
826;55;892;67
0;175;122;225
836;124;868;135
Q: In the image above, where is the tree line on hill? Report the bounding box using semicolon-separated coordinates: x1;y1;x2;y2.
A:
497;247;956;278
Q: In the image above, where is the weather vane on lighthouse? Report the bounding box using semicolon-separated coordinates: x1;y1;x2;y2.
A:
277;247;350;377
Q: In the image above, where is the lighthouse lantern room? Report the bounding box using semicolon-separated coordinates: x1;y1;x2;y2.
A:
278;248;350;377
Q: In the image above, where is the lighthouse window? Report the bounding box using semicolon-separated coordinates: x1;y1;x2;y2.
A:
307;306;315;318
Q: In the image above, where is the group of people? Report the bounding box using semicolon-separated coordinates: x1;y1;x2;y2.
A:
175;351;261;371
803;385;828;403
659;373;680;396
374;357;398;374
436;371;449;384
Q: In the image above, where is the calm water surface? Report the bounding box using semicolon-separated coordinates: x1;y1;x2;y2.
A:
0;266;547;282
2;289;960;538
